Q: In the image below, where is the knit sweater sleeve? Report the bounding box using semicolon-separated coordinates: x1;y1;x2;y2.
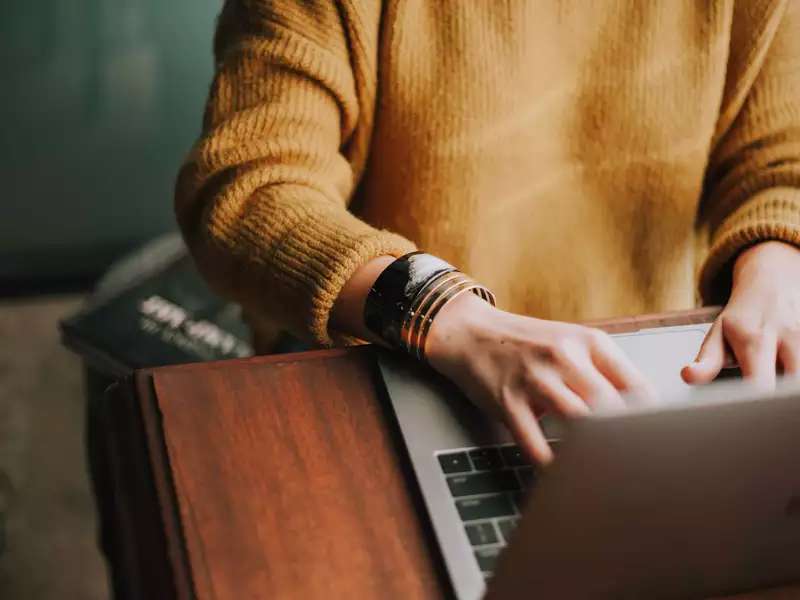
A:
174;0;415;346
698;0;800;303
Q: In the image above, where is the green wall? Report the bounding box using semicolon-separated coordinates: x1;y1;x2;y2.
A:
0;0;220;283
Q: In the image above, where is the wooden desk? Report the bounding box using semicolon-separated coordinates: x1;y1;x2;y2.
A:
101;308;799;599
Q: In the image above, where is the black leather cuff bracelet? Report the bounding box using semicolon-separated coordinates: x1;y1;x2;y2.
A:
364;252;457;348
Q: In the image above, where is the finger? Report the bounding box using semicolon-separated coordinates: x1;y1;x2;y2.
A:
558;353;625;411
588;331;658;403
778;333;800;378
528;368;591;418
682;319;726;384
723;317;777;390
503;394;553;465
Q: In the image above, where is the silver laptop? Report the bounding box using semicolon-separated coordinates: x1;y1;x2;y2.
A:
377;324;800;599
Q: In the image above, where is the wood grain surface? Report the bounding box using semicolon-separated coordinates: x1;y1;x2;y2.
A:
124;308;798;599
149;346;448;599
586;305;722;332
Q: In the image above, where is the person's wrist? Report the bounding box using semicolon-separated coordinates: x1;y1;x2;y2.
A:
733;241;800;289
331;255;398;343
426;291;496;372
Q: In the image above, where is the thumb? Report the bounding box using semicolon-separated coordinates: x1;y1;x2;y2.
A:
681;320;725;384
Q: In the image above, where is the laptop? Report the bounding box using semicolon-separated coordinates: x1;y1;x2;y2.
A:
376;323;800;599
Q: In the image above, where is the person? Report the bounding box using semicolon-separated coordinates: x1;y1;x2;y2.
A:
176;0;800;464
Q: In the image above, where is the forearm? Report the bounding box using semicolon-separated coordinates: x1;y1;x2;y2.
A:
698;1;800;302
176;1;416;346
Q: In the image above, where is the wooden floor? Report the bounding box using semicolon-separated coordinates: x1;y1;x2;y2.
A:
0;295;108;600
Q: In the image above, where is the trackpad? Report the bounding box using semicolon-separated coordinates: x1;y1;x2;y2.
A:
612;326;710;403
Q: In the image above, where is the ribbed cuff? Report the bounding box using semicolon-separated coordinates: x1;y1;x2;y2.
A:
699;188;800;303
269;204;417;346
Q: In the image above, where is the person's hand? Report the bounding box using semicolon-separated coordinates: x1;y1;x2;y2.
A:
682;241;800;388
426;294;655;465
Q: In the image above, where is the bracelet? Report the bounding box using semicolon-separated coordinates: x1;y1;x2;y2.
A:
404;273;495;360
364;253;495;360
364;252;456;348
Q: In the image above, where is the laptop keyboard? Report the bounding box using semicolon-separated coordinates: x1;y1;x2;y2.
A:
437;443;556;580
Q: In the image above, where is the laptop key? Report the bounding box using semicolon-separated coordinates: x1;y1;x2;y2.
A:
469;448;503;471
474;546;502;572
437;451;472;474
465;522;499;546
497;518;519;543
500;445;529;467
447;470;520;497
456;494;515;521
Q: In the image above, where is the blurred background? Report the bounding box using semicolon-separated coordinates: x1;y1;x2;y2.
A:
0;1;221;597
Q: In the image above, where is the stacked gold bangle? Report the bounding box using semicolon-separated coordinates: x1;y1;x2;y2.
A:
399;270;496;361
364;252;496;361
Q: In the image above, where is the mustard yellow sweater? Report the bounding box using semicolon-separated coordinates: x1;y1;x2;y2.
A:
176;0;800;347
